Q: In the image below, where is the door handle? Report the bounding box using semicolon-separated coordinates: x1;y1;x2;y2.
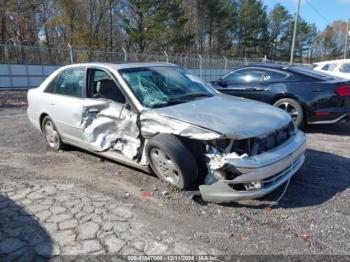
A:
246;87;257;91
246;87;266;91
224;87;246;91
49;101;55;105
87;108;99;114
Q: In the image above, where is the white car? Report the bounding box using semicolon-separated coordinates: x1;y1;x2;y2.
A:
27;62;306;203
313;59;350;80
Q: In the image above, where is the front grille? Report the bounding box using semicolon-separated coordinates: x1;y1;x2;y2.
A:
232;121;295;157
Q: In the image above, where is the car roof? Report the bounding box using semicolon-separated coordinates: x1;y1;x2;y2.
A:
234;63;339;80
239;63;322;71
59;62;177;71
237;63;298;71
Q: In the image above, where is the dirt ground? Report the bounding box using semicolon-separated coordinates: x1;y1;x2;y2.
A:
0;90;349;256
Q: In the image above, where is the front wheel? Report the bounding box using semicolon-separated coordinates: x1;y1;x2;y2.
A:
146;134;198;190
273;98;304;127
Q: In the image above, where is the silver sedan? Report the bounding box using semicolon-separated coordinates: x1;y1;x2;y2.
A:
27;63;306;203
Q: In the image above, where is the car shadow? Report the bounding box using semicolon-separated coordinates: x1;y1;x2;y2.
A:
303;122;350;136
218;148;350;209
0;193;53;259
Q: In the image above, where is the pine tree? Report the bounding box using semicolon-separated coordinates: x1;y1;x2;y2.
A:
268;3;292;60
235;0;269;57
321;25;342;59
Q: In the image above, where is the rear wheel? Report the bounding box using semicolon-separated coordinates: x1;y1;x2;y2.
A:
146;134;198;189
273;98;304;127
42;116;65;150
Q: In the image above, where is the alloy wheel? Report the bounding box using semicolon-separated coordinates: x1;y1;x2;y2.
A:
277;102;299;122
149;148;180;185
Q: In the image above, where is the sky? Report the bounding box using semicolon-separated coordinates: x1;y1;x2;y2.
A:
263;0;350;31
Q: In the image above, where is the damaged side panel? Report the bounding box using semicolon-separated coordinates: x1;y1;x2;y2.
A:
78;102;222;166
80;100;141;160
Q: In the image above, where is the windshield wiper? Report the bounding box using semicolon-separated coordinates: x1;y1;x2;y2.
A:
151;99;185;108
151;93;212;108
175;92;213;101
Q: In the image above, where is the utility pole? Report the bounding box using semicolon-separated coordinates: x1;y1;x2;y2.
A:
344;20;349;59
290;0;301;64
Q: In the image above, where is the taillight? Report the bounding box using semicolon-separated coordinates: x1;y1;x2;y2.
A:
336;85;350;96
314;112;330;116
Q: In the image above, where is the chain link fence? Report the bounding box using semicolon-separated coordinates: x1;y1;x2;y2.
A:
0;44;308;83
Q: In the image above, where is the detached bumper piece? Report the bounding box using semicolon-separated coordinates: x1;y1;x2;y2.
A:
199;131;306;203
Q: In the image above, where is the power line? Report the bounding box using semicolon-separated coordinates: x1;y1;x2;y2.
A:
304;0;331;25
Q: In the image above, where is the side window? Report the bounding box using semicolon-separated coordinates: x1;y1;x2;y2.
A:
261;70;288;82
224;69;264;84
321;64;330;71
55;69;85;97
88;69;126;104
44;69;84;97
321;64;336;71
45;76;57;93
339;63;350;73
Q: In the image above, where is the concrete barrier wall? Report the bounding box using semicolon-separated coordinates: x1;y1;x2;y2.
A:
0;64;61;89
0;64;226;89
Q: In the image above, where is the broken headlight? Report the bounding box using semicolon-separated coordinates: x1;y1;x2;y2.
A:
208;139;231;152
243;181;262;191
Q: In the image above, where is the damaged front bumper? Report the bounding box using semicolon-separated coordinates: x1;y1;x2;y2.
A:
199;131;306;203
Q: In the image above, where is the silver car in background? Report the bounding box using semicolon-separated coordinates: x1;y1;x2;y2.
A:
27;63;306;203
313;59;350;80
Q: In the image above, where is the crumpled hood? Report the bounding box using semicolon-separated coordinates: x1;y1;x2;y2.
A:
153;94;292;139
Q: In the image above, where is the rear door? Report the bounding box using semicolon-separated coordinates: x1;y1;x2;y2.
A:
43;67;89;146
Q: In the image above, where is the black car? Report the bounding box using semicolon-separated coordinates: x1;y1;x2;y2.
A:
211;64;350;127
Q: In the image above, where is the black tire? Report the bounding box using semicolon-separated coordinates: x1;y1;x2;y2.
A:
146;134;198;190
41;116;65;150
273;98;304;128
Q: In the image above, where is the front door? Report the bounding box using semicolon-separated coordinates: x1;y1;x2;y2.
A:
217;68;266;100
79;67;140;159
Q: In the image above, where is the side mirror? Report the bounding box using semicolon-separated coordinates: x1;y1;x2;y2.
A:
125;101;131;110
218;78;227;87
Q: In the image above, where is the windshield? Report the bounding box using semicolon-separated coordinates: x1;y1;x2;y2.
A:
119;66;215;108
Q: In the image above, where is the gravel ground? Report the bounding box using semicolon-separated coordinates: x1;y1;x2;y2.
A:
0;91;349;258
